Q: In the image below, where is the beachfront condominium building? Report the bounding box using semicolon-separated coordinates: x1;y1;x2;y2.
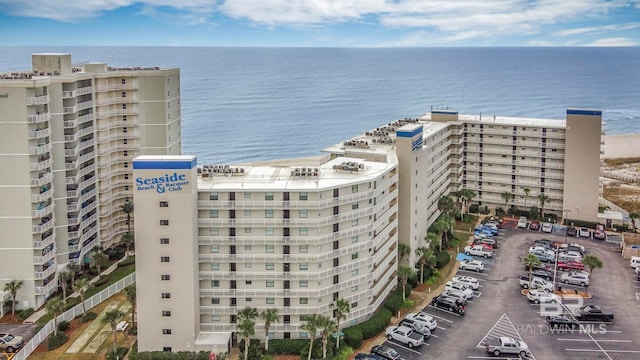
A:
132;107;601;353
0;53;180;311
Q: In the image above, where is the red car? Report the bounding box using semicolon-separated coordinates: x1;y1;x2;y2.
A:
557;261;584;272
529;220;541;231
475;243;494;251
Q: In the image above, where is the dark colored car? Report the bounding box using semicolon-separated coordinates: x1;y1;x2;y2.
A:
534;239;555;249
355;353;387;360
371;345;403;360
431;295;466;314
546;314;580;330
525;263;552;271
566;226;577;237
531;268;554;281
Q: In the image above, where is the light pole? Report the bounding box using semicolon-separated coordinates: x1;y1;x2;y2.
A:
563;209;571;244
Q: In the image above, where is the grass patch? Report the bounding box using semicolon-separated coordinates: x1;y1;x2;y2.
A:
604;157;640;167
85;265;135;299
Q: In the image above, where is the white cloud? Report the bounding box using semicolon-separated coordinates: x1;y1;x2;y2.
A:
586;37;638;46
555;22;640;36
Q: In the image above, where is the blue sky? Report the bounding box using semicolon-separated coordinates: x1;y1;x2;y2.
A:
1;0;639;47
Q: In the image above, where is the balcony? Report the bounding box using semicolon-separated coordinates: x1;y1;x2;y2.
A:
79;138;95;152
78;125;94;138
35;263;57;280
78;151;95;164
77;85;93;96
63;105;78;114
32;217;54;233
31;173;53;187
31;186;53;202
95;83;138;92
30;157;52;171
67;201;80;212
33;231;55;249
27;113;51;124
32;203;53;218
65;161;77;170
27;127;52;140
77;100;93;111
33;248;56;265
29;142;52;155
68;216;80;225
26;94;50;106
64;119;77;128
34;279;57;295
78;113;94;125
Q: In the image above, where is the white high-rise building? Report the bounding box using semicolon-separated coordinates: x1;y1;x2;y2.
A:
0;53;180;310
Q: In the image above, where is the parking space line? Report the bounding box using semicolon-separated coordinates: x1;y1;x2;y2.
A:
426;305;463;316
458;270;490;276
564;349;640;353
386;340;422;354
557;338;632;343
421;312;454;323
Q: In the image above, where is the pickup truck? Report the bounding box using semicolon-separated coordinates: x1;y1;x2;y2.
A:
384;326;423;348
573;305;614;322
464;244;493;258
519;275;553;291
485;336;529;357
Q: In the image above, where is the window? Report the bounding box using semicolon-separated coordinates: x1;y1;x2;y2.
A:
245;245;252;250
300;298;308;304
163;347;172;352
244;192;251;198
161;293;171;299
123;150;128;157
245;263;252;268
242;227;250;234
162;311;171;317
209;192;218;200
162;329;172;335
211;263;219;270
300;332;308;339
299;245;308;253
210;210;218;218
265;228;274;236
161;256;170;263
351;302;358;308
351;269;358;276
160;220;169;226
124;174;129;179
211;245;219;253
159;201;168;207
246;298;252;302
352;184;358;193
265;192;274;200
351;235;358;243
266;298;275;304
299;209;308;218
160;238;170;244
299;280;308;287
121;92;126;98
121;79;126;84
351;253;358;260
212;298;220;304
351;285;358;292
210;228;219;235
299;263;308;270
299;228;308;236
266;245;274;253
123;139;127;144
161;274;171;280
266;263;274;270
246;280;252;285
266;280;274;287
265;209;274;218
122;104;127;110
244;209;251;215
212;280;220;287
299;192;308;200
212;315;221;321
352;219;358;226
352;202;358;210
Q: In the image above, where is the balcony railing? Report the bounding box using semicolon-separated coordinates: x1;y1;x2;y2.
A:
31;173;53;187
29;142;52;155
32;217;54;233
26;94;50;106
33;249;56;265
30;157;52;171
33;231;55;249
27;127;52;140
31;187;53;203
32;203;53;218
27;113;51;124
34;263;56;280
34;278;57;295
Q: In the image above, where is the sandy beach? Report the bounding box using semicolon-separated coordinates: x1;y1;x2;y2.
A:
603;134;640;159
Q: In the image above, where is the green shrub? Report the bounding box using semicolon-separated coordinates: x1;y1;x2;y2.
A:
469;204;479;213
128;325;137;335
343;327;362;349
107;346;129;360
435;251;451;268
331;345;353;360
239;339;271;360
402;299;415;309
93;277;109;287
88;267;99;276
384;293;403;314
267;338;308;355
18;308;34;321
357;308;392;339
300;337;330;360
81;311;97;322
64;296;80;310
57;320;70;332
118;258;136;267
47;332;68;350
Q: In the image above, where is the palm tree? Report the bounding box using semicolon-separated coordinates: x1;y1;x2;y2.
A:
58;269;71;303
582;254;603;294
301;314;321;360
430;220;447;252
120;232;134;259
73;278;92;315
91;248;109;277
424;232;439;252
237;307;257;360
397;266;415;302
120;201;134;234
415;246;431;283
501;191;514;212
439;214;455;249
523;254;542;290
523;187;531;208
458;189;477;218
330;299;350;349
630;211;640;232
45;296;65;335
102;309;125;354
397;243;411;264
68;262;78;288
318;315;337;359
3;280;23;316
259;308;279;351
437;195;458;218
538;194;550;220
124;284;136;325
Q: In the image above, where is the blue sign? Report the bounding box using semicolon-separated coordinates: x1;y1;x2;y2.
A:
135;172;189;193
411;136;423;151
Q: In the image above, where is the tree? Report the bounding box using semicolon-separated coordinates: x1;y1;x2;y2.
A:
237;307;257;360
120;201;134;234
397;266;415;301
330;299;350;349
538;194;550;220
523;187;531;208
124;284;136;325
630;211;640;232
501;191;515;211
73;278;93;315
430;220;447;252
397;243;411;264
120;232;134;259
102;309;125;354
91;248;109;277
68;262;78;288
523;254;542;290
437;214;455;249
458;189;477;218
415;246;434;283
301;314;321;360
582;254;603;294
45;296;65;335
259;308;279;351
424;232;439;252
58;269;71;303
3;280;23;316
437;195;458;218
318;315;337;359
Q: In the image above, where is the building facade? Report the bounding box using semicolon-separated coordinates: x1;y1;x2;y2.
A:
0;54;180;310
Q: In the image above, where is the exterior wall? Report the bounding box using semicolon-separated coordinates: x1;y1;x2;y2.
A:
133;156;199;352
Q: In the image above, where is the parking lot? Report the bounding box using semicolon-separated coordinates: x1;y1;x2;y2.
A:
371;222;640;360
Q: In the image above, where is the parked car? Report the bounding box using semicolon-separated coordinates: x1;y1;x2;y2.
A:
527;289;560;304
399;318;431;339
385;326;424;348
519;275;553;291
0;333;23;353
594;229;606;240
529;220;541;231
517;216;528;228
486;336;529;357
557;260;585;272
560;271;590;286
534;238;556;249
541;222;553;233
630;256;640;268
559;242;585;254
546;314;580;330
529;246;554;256
532;251;555;263
530;268;554;281
405;312;438;331
474;237;498;248
557;251;583;262
464;244;493;258
579;228;591;238
572;305;614;322
371;345;404;360
459;259;484;272
452;275;480;290
566;226;578;237
445;281;474;299
355;353;387;360
431;295;466;314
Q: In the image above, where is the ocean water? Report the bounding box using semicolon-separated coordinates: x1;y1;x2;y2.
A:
2;47;639;164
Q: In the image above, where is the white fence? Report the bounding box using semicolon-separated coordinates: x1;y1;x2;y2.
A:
12;272;136;360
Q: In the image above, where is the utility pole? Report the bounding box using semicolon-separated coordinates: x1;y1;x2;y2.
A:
563;209;571;244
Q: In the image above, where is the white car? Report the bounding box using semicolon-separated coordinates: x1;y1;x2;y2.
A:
517;216;528;229
452;276;480;290
559;243;585;253
529;246;554;256
578;228;591;238
459;259;485;272
541;223;553;233
445;281;474;299
557;252;583;262
560;272;590;286
405;312;438;330
527;289;560;304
